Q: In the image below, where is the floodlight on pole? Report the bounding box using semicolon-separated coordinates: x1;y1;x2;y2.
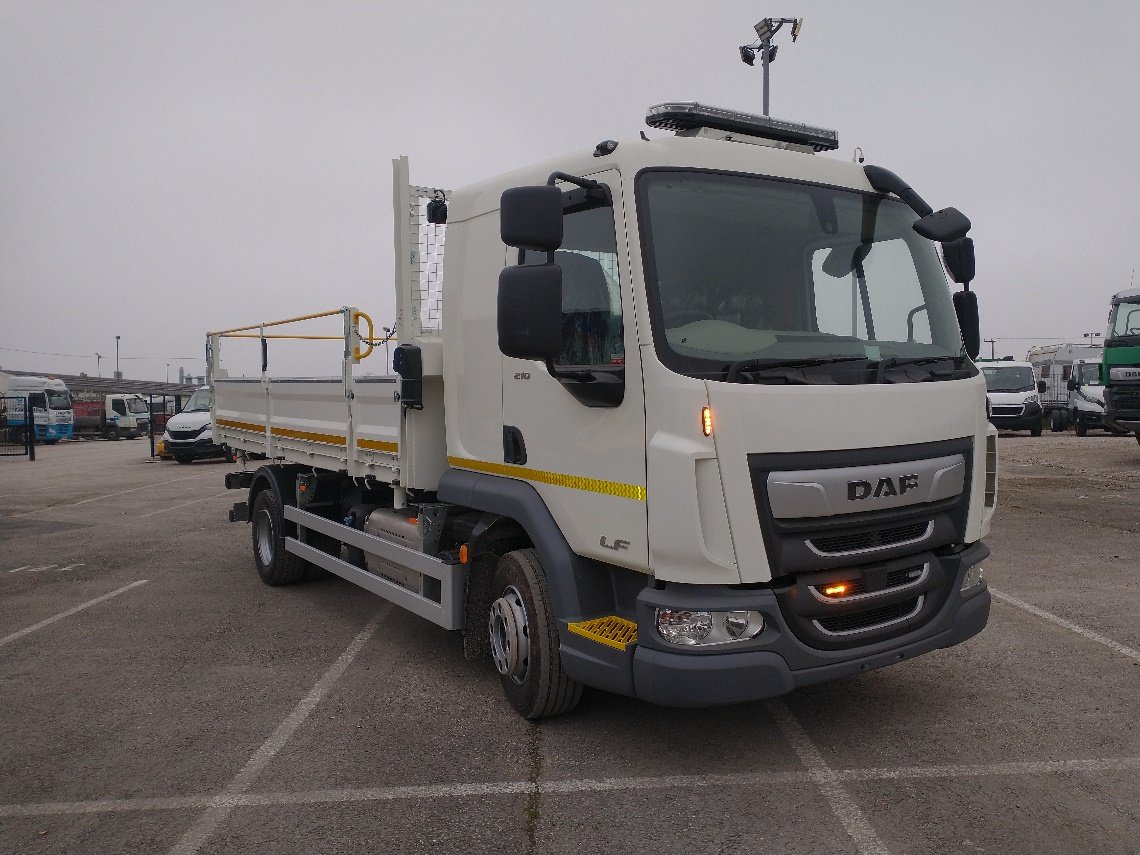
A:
115;335;121;380
739;15;803;116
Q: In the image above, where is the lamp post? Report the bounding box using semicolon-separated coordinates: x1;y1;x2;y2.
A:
739;16;803;116
166;363;171;383
983;338;996;360
95;353;102;377
115;335;121;380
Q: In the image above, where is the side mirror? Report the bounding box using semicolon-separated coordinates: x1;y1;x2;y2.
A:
953;290;980;360
501;186;564;251
1039;380;1048;393
914;207;971;243
941;237;975;285
1065;378;1076;391
498;264;562;361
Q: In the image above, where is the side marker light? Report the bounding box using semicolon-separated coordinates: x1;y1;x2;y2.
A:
702;407;713;436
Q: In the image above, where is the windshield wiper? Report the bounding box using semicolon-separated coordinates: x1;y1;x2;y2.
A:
724;356;867;383
873;355;968;383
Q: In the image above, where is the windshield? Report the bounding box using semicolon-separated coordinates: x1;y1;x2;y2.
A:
127;397;149;414
1074;362;1102;386
183;389;212;412
46;391;71;410
1107;298;1140;340
637;170;965;384
982;366;1034;392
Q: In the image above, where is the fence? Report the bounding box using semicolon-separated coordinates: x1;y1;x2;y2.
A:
0;395;36;460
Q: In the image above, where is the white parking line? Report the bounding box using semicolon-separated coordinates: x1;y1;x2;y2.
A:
990;587;1140;663
167;606;391;855
136;492;232;519
10;471;219;518
1;756;1134;818
0;580;149;648
767;699;890;855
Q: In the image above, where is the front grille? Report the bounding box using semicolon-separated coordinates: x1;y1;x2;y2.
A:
170;429;198;440
809;521;931;555
815;597;921;635
990;405;1023;416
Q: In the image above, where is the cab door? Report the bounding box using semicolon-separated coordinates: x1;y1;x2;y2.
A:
500;171;648;571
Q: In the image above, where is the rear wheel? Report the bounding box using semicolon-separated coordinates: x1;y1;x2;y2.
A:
1049;410;1066;432
251;488;306;585
489;548;582;719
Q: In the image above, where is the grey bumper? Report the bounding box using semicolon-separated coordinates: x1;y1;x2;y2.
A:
560;542;990;708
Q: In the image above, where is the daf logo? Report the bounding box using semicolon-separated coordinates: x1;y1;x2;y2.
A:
848;474;920;501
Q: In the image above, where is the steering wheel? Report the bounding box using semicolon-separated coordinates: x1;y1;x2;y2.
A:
664;309;713;327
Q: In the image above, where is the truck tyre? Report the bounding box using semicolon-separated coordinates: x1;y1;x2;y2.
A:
174;454;194;464
1074;413;1088;437
488;548;582;719
1030;418;1043;437
251;488;306;586
1049;410;1065;432
104;425;121;441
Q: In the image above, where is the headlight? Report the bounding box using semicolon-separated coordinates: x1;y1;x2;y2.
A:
961;564;985;591
656;609;765;646
1027;394;1039;404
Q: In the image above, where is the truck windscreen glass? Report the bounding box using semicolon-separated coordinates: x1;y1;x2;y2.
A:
636;170;965;383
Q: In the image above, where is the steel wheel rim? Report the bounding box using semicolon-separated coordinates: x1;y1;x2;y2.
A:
489;585;530;684
254;508;275;567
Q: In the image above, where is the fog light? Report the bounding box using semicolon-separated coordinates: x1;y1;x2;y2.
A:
961;564;984;591
724;610;764;639
656;609;712;645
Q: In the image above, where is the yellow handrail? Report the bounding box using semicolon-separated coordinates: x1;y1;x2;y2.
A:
208;308;345;337
208;307;379;362
353;311;375;360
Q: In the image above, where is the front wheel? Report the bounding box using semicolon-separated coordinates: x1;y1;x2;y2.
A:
251;488;306;585
488;548;582;719
1074;413;1088;437
1030;418;1043;437
174;454;194;464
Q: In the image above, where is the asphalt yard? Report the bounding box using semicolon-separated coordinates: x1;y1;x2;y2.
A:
1;435;1137;854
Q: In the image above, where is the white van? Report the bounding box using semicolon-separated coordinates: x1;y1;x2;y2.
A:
161;387;228;463
981;361;1043;435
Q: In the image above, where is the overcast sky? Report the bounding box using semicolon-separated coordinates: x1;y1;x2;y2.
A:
2;0;1138;380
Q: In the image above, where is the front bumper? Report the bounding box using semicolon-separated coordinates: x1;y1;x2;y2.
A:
987;402;1042;431
561;542;990;707
163;437;224;458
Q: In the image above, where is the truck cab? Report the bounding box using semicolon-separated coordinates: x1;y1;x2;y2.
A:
1103;287;1140;442
981;362;1043;435
1066;359;1113;435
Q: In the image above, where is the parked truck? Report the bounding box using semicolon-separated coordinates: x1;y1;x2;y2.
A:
980;361;1044;435
0;373;74;442
72;393;151;439
1102;288;1140;444
1027;343;1108;434
211;102;994;718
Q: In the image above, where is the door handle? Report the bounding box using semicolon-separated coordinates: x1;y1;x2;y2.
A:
503;425;527;465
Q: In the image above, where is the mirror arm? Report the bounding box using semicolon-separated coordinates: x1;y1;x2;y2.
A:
547;171;600;190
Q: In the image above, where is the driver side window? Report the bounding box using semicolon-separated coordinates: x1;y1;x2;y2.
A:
522;206;624;368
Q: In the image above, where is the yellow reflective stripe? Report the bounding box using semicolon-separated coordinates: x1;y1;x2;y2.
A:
216;418;346;447
217;418;264;433
447;456;646;501
357;438;399;453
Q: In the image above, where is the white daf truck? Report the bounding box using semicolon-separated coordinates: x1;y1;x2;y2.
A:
211;103;995;718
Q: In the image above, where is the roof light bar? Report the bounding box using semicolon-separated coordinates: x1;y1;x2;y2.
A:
646;102;838;152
